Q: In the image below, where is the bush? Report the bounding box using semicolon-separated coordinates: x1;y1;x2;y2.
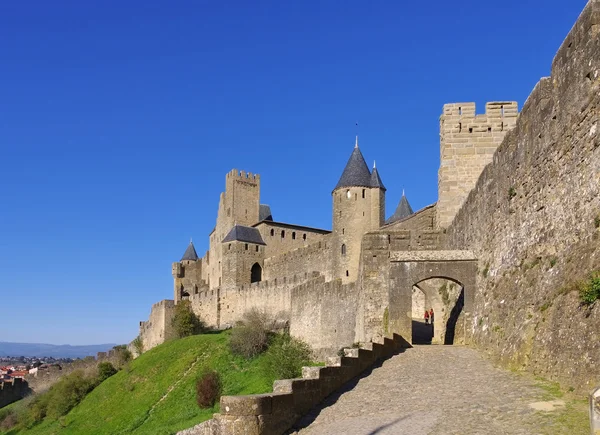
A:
132;335;144;355
230;309;272;358
0;409;18;431
261;334;312;379
172;300;205;338
45;370;98;419
112;345;133;366
98;361;118;382
579;272;600;305
195;369;222;408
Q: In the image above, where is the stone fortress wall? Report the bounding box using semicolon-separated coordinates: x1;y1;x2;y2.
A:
445;0;600;392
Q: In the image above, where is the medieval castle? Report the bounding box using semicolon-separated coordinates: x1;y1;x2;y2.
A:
138;1;599;398
138;100;520;353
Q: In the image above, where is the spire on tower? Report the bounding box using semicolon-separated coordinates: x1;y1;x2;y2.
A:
334;140;371;191
355;135;358;149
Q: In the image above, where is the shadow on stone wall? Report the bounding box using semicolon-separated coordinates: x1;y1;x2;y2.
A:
444;288;464;345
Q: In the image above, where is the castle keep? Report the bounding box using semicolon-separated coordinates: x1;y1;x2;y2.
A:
139;0;600;395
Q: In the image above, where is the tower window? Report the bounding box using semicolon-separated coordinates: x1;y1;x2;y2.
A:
255;245;259;252
458;106;462;115
228;244;231;250
245;243;248;250
346;190;351;199
270;229;274;236
355;193;357;200
303;234;307;241
281;230;285;238
362;189;365;198
469;127;473;133
292;232;296;240
342;228;345;234
341;244;346;255
459;122;462;133
346;270;349;277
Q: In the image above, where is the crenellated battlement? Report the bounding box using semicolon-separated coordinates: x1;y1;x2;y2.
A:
226;168;260;183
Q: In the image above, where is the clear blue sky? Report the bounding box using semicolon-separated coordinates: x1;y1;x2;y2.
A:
0;0;587;345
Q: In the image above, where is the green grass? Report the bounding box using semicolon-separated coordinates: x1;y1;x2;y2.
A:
3;331;278;435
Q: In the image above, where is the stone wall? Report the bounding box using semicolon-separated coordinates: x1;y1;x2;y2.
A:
254;221;329;259
290;277;358;357
264;238;332;282
139;300;176;351
384;204;436;231
446;0;600;393
179;334;408;435
0;378;30;408
437;102;518;229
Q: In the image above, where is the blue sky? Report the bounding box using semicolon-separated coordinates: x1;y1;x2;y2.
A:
0;0;587;345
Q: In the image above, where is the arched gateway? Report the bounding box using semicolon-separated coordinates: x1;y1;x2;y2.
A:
358;247;477;346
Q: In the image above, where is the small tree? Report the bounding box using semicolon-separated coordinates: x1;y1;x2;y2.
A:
97;362;117;382
195;368;222;408
230;309;272;358
172;300;205;338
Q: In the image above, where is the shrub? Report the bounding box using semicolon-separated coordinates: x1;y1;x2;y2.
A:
45;370;98;419
0;409;18;431
172;300;205;338
230;309;272;358
112;345;133;367
579;272;600;305
195;369;222;408
261;334;312;379
508;187;517;200
132;335;144;355
98;361;118;382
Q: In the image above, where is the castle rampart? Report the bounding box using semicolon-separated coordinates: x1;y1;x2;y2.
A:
445;0;600;393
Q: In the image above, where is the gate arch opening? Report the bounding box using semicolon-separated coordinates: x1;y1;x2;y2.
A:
413;277;464;345
250;263;262;283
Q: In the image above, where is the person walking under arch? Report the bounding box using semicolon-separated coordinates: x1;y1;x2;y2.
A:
429;308;435;325
424;309;429;325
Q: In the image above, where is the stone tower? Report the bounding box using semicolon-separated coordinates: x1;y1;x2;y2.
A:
172;240;204;303
332;138;385;283
206;170;261;289
437;102;518;229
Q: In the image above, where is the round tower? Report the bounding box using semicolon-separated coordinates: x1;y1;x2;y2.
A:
332;137;385;283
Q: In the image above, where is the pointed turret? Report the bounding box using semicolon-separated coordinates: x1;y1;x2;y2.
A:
334;137;372;191
386;191;414;224
181;240;199;261
369;161;386;191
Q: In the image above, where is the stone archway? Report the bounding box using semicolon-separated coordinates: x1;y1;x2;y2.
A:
387;251;477;345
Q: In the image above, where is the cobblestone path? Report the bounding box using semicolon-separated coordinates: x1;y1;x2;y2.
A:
292;345;574;435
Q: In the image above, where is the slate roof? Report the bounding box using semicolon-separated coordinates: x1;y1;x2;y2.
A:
222;225;266;245
370;166;386;191
386;193;414;224
259;204;273;221
181;241;199;261
334;143;372;191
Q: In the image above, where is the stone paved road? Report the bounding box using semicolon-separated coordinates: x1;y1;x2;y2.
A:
292;346;570;435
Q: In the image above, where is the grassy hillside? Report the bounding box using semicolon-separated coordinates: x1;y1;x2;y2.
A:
3;331;278;435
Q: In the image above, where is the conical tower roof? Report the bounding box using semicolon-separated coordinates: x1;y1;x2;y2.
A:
334;137;372;191
386;192;414;224
181;240;199;261
369;162;386;191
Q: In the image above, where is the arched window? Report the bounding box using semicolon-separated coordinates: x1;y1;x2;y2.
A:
251;263;262;283
292;232;296;240
281;230;285;238
341;244;346;255
270;229;274;236
303;234;306;240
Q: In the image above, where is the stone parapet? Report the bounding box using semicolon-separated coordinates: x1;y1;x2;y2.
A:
178;333;408;435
